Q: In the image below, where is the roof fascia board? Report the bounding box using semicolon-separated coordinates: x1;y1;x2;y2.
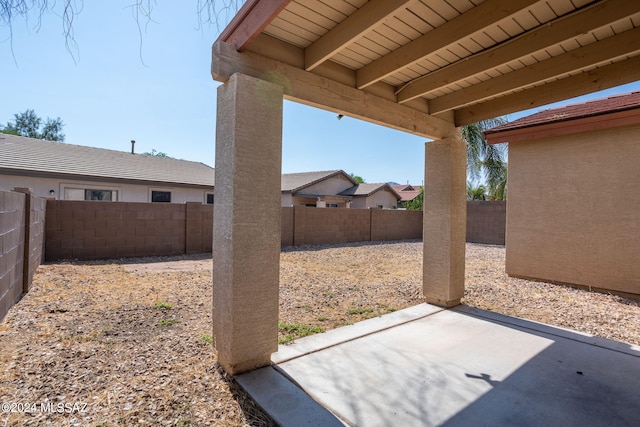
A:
0;168;214;190
211;41;456;140
216;0;292;50
485;108;640;144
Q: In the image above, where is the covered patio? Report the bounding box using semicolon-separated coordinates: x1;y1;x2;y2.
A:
210;0;640;384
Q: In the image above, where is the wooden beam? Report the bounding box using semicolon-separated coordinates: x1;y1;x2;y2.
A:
212;41;456;140
455;55;640;126
429;26;640;114
217;0;292;51
305;0;412;71
398;0;640;103
356;0;538;89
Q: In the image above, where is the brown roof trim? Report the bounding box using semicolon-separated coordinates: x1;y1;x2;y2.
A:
486;108;640;145
216;0;292;50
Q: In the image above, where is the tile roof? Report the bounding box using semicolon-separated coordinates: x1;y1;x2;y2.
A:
340;183;400;199
391;184;422;202
281;170;354;192
485;91;640;135
0;133;214;187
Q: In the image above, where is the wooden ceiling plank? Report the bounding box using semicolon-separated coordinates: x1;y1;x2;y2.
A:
454;54;640;125
430;26;640;114
212;40;456;140
397;0;640;103
356;0;539;89
304;0;413;71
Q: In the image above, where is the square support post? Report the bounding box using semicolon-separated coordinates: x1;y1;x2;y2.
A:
423;137;466;307
213;73;283;374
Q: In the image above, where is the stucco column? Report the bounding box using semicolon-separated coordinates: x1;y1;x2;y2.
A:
213;73;283;374
423;137;466;307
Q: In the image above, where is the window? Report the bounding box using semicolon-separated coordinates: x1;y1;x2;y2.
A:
327;203;339;208
151;190;171;203
206;194;214;204
85;190;113;201
63;187;118;201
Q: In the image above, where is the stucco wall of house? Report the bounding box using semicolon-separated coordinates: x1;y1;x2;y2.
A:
350;189;398;209
0;174;213;204
301;175;353;196
506;123;640;297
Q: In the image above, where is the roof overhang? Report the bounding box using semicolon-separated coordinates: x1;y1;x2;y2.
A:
485;108;640;144
213;0;640;137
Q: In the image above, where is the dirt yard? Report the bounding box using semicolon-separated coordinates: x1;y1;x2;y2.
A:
1;242;638;426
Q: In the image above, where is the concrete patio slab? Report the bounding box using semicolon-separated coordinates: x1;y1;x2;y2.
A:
238;304;640;426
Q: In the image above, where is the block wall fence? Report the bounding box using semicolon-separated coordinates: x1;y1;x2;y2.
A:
0;189;46;322
45;200;505;262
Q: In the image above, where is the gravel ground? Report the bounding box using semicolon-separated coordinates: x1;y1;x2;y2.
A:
1;241;638;426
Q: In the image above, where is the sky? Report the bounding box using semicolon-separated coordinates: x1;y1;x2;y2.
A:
2;2;640;185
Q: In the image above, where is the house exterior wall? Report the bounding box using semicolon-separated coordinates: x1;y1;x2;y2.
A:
281;193;293;207
350;189;398;209
506;123;640;297
0;174;213;204
300;175;354;196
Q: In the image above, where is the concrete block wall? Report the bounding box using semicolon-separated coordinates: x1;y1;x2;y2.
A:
186;202;214;254
466;201;506;245
0;189;46;322
281;207;294;247
0;191;25;322
46;200;187;260
371;209;422;241
44;201;504;261
293;206;371;245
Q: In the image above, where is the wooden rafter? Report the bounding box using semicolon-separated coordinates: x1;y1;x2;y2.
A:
397;0;640;104
304;0;413;71
455;55;640;126
429;26;640;115
355;0;539;89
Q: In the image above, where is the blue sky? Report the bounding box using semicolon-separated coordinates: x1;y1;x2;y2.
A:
2;2;639;185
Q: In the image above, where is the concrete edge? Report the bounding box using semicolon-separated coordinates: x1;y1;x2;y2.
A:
452;305;640;357
272;303;445;364
235;366;345;427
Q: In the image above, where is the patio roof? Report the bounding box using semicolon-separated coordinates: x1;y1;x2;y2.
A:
212;0;640;139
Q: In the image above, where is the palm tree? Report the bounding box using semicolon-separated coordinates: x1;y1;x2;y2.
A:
466;183;487;201
461;118;508;200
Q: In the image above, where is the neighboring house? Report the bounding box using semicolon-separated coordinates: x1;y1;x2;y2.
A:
485;91;640;298
392;184;422;208
281;170;400;209
0;133;215;203
339;183;401;209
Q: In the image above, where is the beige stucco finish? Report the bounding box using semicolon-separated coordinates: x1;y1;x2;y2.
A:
422;137;466;306
213;73;283;374
507;124;640;297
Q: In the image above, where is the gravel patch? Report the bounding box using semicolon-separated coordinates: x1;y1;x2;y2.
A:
1;241;638;426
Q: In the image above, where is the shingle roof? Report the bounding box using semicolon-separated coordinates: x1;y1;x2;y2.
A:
281;170;354;192
391;184;422;202
485;91;640;135
339;183;400;199
0;133;214;187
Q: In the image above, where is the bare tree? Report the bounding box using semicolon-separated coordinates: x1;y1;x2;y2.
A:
1;1;244;61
